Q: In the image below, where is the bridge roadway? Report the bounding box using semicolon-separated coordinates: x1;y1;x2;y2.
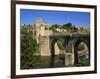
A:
50;32;89;37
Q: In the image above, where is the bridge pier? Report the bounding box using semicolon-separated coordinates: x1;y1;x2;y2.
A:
39;36;51;56
65;53;74;65
65;41;74;66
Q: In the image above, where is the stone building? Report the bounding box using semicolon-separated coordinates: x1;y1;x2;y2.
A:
32;18;53;44
32;18;67;57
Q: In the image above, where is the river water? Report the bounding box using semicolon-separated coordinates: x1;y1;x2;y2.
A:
33;55;65;69
32;51;89;69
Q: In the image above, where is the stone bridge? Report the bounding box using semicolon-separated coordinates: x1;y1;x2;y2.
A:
39;33;90;66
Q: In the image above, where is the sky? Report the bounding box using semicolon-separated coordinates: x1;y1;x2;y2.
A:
20;9;90;27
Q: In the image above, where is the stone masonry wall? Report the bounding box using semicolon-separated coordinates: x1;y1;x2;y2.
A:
39;36;51;56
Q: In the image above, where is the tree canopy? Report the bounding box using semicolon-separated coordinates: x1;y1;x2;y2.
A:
21;27;40;69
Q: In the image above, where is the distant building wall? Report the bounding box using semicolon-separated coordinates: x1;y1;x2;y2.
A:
40;26;45;36
44;30;53;36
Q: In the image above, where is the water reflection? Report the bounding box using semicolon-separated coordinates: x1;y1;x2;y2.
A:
32;51;90;69
33;55;65;69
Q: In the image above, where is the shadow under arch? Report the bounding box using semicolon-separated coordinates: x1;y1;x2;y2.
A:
50;38;65;67
50;38;65;55
74;39;90;66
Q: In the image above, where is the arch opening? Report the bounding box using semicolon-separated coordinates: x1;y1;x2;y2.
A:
74;40;90;66
50;39;66;67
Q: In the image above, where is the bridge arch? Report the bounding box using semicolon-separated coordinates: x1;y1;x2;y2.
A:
74;38;90;65
50;38;67;67
50;38;65;56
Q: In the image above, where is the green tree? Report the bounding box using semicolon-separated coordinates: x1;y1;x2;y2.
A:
20;27;40;69
50;24;59;33
78;43;85;51
71;26;78;32
62;23;72;30
54;24;59;28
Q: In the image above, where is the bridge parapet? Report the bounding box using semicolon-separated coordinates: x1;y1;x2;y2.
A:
50;32;89;37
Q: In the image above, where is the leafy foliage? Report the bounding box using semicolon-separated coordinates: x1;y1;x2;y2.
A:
50;22;78;33
78;43;85;51
78;55;90;66
62;23;72;28
20;27;40;69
